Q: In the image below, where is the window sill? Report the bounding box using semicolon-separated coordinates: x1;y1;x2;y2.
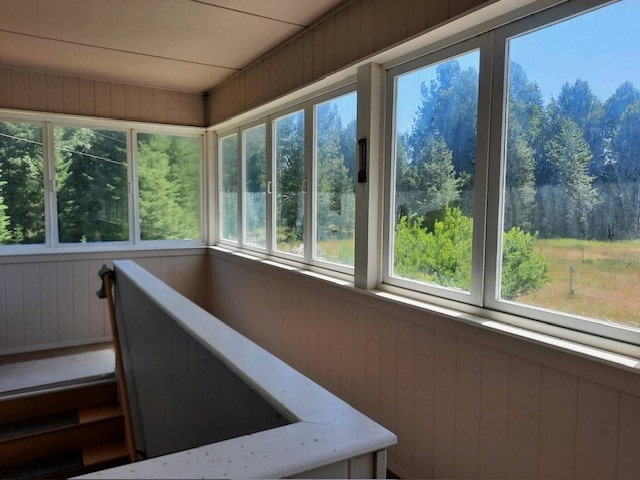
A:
0;242;207;263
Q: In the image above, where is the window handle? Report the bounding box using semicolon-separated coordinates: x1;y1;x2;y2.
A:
302;178;307;193
267;180;272;195
358;138;367;183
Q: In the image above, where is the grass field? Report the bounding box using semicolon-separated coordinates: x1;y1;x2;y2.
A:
516;238;640;328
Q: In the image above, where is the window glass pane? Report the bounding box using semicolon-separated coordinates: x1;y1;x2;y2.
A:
55;126;128;243
391;51;479;292
274;110;305;256
243;125;267;248
0;122;45;245
138;133;201;241
501;1;640;330
219;133;238;242
314;92;357;267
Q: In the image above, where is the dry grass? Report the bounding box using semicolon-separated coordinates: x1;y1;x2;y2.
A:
516;239;640;328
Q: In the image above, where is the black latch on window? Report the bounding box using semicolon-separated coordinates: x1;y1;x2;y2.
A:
358;137;367;183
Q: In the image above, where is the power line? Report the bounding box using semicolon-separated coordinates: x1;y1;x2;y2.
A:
0;132;127;167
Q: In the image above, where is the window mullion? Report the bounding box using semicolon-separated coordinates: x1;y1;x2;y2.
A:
469;32;495;306
304;103;314;265
266;121;274;254
354;63;384;290
236;132;243;247
44;121;59;247
483;26;509;310
130;129;139;245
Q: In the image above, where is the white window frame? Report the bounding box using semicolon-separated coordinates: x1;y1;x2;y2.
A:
482;0;640;346
0;108;205;254
51;120;132;247
216;128;240;246
240;119;269;253
214;85;358;275
270;104;308;264
310;86;358;275
209;0;639;350
133;128;205;246
382;34;493;305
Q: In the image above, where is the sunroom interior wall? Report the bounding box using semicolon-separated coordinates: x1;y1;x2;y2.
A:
208;252;640;480
206;0;491;125
0;66;205;127
0;251;209;355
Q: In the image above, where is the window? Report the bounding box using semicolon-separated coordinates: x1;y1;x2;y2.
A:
216;87;357;272
137;133;201;241
0;121;45;245
380;0;640;344
0;113;203;250
54;126;129;243
219;133;238;243
314;92;357;267
273;109;305;257
242;124;267;249
386;47;482;298
492;0;640;336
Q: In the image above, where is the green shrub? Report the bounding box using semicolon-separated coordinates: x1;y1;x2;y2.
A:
501;226;549;299
394;207;548;297
394;207;472;290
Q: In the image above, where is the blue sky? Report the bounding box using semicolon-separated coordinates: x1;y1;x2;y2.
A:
510;0;640;102
394;0;640;134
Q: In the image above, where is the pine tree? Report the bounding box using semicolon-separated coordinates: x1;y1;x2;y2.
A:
274;111;305;247
544;117;600;238
137;134;186;240
0;187;12;244
55;127;128;242
0;122;45;244
610;100;640;238
504;62;543;233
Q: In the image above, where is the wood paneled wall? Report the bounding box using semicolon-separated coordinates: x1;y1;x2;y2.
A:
207;0;490;125
208;253;640;480
0;249;208;355
0;67;205;126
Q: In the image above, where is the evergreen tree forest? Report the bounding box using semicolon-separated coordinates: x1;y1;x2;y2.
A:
0;125;201;244
0;122;45;244
394;57;640;298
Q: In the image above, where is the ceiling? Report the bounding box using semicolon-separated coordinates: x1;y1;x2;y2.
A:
0;0;346;93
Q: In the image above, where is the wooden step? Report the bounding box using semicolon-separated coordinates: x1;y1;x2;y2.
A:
0;404;124;467
0;436;130;478
83;440;129;467
0;451;84;480
0;379;117;425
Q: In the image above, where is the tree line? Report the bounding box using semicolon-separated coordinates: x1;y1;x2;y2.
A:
397;59;640;242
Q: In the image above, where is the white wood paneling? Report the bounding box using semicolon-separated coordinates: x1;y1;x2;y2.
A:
0;250;208;355
575;380;619;479
506;356;541;478
5;263;24;348
0;265;6;348
479;347;509;478
208;252;640;479
0;67;205;126
28;71;46;111
618;393;640;480
538;368;577;479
